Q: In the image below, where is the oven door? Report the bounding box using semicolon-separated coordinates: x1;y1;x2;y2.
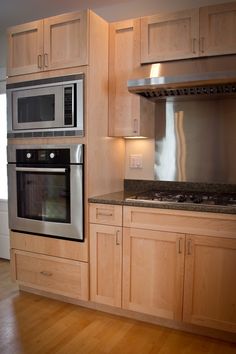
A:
7;164;83;241
12;86;64;130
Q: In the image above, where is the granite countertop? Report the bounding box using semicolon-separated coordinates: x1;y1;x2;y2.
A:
88;190;236;215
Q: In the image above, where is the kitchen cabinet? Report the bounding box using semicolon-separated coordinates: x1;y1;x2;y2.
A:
141;2;236;63
109;20;155;137
123;205;236;333
183;234;236;333
89;204;122;307
123;227;185;320
7;11;88;76
141;9;199;63
199;2;236;57
10;231;89;300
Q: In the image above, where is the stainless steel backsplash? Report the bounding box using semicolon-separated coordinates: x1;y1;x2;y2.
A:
154;96;236;183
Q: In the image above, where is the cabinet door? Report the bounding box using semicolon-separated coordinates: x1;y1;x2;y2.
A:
109;20;142;137
141;9;199;63
199;2;236;57
123;227;185;320
90;224;122;307
183;235;236;333
7;20;44;76
43;11;88;70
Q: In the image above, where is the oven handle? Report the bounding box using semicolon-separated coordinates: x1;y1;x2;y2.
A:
15;167;67;173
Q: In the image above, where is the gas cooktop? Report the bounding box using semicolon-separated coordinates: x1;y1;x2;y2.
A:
126;190;236;207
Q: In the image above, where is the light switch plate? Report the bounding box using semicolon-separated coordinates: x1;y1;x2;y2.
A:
129;154;143;169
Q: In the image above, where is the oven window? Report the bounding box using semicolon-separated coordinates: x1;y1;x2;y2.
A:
16;171;70;223
18;95;55;123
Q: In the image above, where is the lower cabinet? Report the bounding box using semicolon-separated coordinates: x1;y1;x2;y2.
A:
89;224;122;307
12;249;89;300
183;235;236;333
123;227;185;320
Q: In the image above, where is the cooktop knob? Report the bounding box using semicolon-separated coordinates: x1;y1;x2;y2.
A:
50;152;55;159
26;152;32;159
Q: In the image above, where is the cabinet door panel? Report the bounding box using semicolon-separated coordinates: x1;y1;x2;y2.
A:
200;2;236;56
44;11;88;70
7;21;43;76
141;9;199;63
109;20;141;137
123;227;185;320
184;235;236;333
90;224;122;307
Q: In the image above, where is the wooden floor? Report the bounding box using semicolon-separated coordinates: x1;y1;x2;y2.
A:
0;259;236;354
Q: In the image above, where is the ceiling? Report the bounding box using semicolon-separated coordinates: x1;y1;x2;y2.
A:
0;0;233;31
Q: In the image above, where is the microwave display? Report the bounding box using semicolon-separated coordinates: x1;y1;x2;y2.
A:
7;74;84;134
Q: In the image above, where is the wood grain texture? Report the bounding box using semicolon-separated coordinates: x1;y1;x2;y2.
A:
141;9;199;63
183;235;236;333
90;224;122;307
1;259;236;353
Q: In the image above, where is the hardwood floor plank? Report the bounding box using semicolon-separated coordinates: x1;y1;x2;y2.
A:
1;259;236;354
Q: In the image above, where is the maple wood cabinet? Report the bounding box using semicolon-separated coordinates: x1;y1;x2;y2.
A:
183;234;236;333
109;20;155;137
10;231;89;300
123;227;185;320
7;11;88;76
123;205;236;333
141;2;236;63
89;204;123;307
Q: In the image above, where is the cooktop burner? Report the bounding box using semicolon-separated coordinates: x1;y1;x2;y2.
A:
126;190;236;207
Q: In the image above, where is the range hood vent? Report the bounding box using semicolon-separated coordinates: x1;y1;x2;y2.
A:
128;72;236;100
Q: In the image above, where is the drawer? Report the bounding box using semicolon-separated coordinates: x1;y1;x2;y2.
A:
12;250;89;300
123;206;236;238
89;203;122;226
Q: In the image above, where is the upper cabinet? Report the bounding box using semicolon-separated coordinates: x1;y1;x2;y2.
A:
199;2;236;57
109;20;154;137
7;11;88;76
141;9;199;63
141;2;236;63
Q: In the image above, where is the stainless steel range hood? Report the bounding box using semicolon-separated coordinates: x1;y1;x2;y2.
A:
128;71;236;100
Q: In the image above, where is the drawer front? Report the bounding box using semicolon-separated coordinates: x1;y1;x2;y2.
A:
89;203;122;226
13;250;88;300
123;206;236;238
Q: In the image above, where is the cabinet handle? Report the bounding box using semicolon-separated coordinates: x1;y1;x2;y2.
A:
37;54;42;69
116;230;121;245
96;211;113;217
133;119;138;134
44;53;49;68
187;239;192;255
200;37;205;53
40;270;53;277
178;238;183;254
192;38;197;54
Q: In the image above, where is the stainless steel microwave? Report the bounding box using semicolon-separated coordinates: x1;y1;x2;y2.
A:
7;74;84;134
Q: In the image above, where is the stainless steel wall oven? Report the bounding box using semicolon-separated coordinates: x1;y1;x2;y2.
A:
7;144;84;241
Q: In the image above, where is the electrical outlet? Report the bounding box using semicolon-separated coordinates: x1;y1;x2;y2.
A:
129;154;143;169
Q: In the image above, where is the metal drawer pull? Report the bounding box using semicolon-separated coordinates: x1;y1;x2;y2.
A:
116;230;121;245
187;239;192;255
97;211;113;217
37;54;42;69
133;119;138;134
178;239;183;254
44;53;49;67
40;271;53;277
200;37;205;53
192;38;197;54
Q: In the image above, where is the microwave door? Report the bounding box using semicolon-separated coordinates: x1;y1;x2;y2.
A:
12;86;64;130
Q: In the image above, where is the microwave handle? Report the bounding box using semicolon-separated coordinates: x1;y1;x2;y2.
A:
15;167;67;173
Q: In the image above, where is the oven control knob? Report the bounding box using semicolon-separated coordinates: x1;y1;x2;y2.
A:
50;152;55;159
26;153;32;159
